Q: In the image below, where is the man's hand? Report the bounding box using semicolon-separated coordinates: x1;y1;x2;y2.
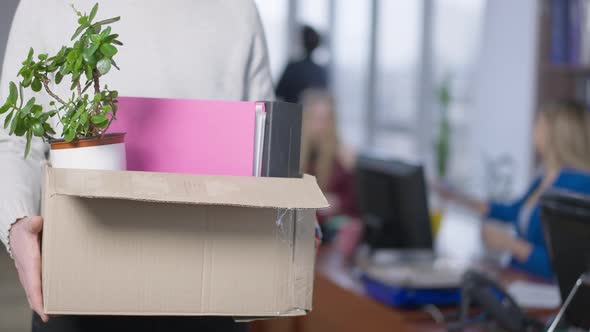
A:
9;216;48;322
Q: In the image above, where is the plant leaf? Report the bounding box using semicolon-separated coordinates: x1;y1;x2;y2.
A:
9;113;18;135
97;58;111;75
43;123;56;135
70;77;80;91
31;78;42;92
65;128;75;142
59;64;69;76
90;34;101;43
22;74;33;88
91;16;120;28
96;120;109;129
99;43;117;57
89;3;98;23
78;16;88;26
15;119;26;136
18;84;24;108
72;105;84;121
80;112;89;125
112;39;123;46
4;110;13;129
66;49;79;64
84;43;100;57
32;120;44;137
31;104;43;116
85;65;93;81
39;109;56;123
8;82;18;105
71;25;88;41
91;114;108;124
103;34;119;44
0;102;11;114
55;72;64;84
110;59;120;70
24;130;32;158
21;97;35;116
74;56;83;71
100;26;112;39
82;80;93;93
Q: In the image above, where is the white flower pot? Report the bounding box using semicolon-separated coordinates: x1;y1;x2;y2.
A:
50;133;126;170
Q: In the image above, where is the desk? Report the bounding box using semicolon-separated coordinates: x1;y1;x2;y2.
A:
251;246;557;332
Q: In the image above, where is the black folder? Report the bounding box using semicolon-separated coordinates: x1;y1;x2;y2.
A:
260;101;302;178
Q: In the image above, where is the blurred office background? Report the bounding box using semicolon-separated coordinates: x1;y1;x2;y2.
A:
255;0;539;202
0;0;582;331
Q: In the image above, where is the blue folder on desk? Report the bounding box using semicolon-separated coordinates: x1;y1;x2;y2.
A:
360;262;464;308
361;275;462;308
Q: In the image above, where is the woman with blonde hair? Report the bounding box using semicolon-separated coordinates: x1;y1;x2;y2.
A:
443;100;590;278
300;89;357;223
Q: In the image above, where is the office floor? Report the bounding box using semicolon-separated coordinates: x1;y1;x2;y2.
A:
0;250;31;332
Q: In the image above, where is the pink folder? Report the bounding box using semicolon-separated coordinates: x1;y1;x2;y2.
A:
108;96;257;176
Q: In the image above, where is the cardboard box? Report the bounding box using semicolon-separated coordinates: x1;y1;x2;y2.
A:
41;167;328;317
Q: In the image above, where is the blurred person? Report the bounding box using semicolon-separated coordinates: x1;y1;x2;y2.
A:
0;1;274;331
441;101;590;279
276;25;328;103
300;89;357;238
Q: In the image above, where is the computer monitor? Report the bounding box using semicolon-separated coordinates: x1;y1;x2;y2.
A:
355;154;433;250
541;190;590;329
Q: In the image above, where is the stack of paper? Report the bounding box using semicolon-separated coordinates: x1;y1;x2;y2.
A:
507;280;561;309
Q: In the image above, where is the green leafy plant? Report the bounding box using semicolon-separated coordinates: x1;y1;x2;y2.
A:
435;75;452;179
0;3;122;157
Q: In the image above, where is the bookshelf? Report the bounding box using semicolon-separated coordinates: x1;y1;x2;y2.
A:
537;0;590;105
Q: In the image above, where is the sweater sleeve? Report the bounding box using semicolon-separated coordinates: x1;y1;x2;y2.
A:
486;176;542;224
244;1;275;101
0;0;48;255
486;201;522;224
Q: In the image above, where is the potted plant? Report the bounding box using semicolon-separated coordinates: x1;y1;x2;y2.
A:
0;3;125;170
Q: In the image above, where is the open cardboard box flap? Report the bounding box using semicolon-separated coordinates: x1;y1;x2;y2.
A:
46;167;329;209
42;166;327;317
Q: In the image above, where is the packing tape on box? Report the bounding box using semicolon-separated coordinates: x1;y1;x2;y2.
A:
275;208;307;243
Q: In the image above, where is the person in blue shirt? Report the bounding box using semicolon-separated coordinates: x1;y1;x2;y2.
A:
442;101;590;279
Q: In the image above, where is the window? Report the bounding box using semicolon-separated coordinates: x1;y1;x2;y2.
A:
375;1;424;127
297;0;330;32
331;1;372;148
433;0;485;127
368;0;485;174
371;0;425;159
432;0;485;184
253;0;486;175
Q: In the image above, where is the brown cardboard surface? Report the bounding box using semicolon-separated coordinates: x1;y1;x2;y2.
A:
41;167;326;316
46;167;327;209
